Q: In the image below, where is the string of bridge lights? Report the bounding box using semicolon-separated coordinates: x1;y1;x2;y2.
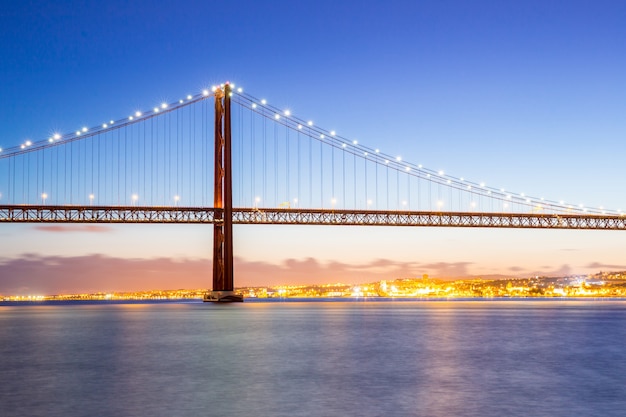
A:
234;89;622;217
0;86;226;156
0;82;622;216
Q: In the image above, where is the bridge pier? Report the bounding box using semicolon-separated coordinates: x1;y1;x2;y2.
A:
204;83;243;303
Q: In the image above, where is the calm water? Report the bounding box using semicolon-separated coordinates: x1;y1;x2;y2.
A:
1;299;625;417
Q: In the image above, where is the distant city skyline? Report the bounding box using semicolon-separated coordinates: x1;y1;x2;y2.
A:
2;1;626;294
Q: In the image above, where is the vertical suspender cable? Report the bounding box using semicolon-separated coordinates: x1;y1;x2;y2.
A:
342;146;346;208
274;123;279;206
286;123;290;205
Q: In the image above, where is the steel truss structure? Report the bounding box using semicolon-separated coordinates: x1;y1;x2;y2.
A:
2;205;626;230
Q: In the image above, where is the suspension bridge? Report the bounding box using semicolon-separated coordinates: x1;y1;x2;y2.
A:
1;82;625;301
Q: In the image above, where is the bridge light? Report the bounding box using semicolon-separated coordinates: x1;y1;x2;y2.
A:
153;108;159;113
405;166;410;172
353;140;358;145
179;99;184;104
284;110;291;116
0;147;2;152
110;120;114;124
41;193;48;203
102;123;108;128
460;177;464;181
396;156;401;161
480;182;485;187
187;94;193;100
447;180;451;184
274;114;280;120
375;149;380;153
467;185;472;190
25;140;32;146
211;86;217;92
418;164;422;168
48;138;53;143
261;99;267;105
76;131;81;136
202;89;209;96
161;103;168;109
307;120;313;126
135;111;142;117
320;134;324;139
54;133;62;140
342;143;347;148
438;170;444;176
237;87;243;93
330;130;336;136
297;124;302;129
385;160;389;164
129;116;134;120
20;145;25;149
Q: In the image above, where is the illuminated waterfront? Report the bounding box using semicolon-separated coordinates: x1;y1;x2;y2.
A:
3;270;626;301
1;300;625;417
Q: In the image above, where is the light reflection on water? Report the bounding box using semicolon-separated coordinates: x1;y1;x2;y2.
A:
1;300;625;417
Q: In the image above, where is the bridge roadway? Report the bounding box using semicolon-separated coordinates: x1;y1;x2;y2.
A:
1;205;626;230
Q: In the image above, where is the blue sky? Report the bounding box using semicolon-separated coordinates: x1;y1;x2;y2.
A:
1;0;626;294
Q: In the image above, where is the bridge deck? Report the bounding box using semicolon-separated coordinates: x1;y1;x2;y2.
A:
1;205;625;230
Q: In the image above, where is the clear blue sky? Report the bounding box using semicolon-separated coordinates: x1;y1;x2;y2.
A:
2;0;626;294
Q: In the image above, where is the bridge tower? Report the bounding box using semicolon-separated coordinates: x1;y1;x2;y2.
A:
204;83;243;302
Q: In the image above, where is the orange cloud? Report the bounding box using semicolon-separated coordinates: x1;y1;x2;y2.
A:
33;225;114;233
